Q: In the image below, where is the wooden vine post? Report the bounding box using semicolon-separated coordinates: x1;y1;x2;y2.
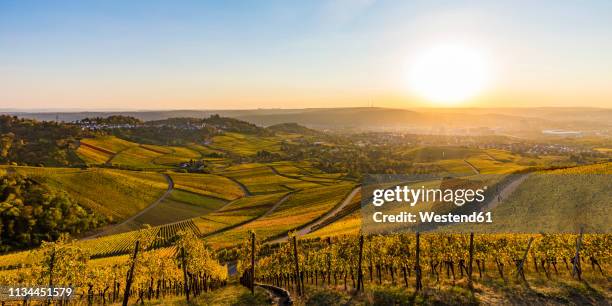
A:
327;237;332;285
468;232;475;290
181;247;190;302
292;235;302;296
572;227;584;280
517;237;534;283
46;247;56;306
251;232;256;294
415;232;422;291
122;240;140;306
356;235;364;292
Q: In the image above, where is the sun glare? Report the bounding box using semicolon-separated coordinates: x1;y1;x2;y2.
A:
408;44;490;105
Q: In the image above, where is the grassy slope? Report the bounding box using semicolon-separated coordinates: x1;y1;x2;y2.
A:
146;284;271;306
3;166;168;221
474;163;612;233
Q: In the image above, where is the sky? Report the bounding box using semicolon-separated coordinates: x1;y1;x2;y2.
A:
1;0;611;110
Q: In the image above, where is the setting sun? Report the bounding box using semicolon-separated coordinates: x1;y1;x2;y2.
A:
408;44;491;105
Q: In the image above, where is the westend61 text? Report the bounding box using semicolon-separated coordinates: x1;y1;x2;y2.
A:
372;211;493;223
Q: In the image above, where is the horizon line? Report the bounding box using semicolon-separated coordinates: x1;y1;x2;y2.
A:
1;105;611;113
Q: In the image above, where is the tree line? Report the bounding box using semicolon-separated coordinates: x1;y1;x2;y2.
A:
0;171;104;252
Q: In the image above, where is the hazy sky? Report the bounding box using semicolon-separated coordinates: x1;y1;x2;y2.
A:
1;0;611;110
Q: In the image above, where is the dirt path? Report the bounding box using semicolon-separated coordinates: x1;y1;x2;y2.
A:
483;151;500;162
75;140;119;164
463;159;480;174
86;173;174;238
268;186;361;244
255;283;292;306
480;173;529;211
225;176;252;196
106;146;133;165
202;192;292;238
260;192;293;218
268;165;303;181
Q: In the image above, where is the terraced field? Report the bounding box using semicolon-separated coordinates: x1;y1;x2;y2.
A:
205;183;355;248
464;154;526;174
153;146;201;165
78;219;201;258
414;159;474;174
269;161;347;184
78;136;211;168
402;146;482;162
76;143;113;164
169;172;245;200
110;146;171;169
194;192;288;236
222;165;320;194
81;136;137;154
2;166;168;221
210;132;281;156
130;190;227;227
304;211;362;239
76;136;137;164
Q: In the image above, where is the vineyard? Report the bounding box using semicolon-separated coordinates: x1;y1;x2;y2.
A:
78;136;209;169
169;172;245;201
88;219;204;257
2;166;169;221
0;232;227;305
222;165;313;194
1;124;610;304
205;184;355;248
210;132;282;156
239;232;611;304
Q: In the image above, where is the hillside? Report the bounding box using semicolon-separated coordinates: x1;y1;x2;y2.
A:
473;163;612;233
0;115;84;166
0;169;103;251
267;122;322;135
2;166;169;223
7;107;611;135
0;114;608;306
